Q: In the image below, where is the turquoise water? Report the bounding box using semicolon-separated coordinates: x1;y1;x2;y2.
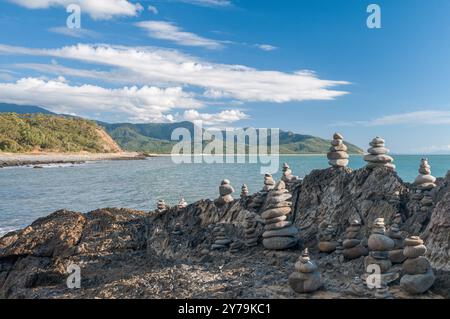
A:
0;155;449;235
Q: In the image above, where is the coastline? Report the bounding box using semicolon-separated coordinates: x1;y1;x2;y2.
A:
0;152;154;168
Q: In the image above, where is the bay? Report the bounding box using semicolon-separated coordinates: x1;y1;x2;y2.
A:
0;155;449;235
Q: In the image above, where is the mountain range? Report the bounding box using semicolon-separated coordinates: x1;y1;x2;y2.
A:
0;103;364;154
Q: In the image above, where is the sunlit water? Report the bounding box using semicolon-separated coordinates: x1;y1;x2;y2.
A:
1;155;449;235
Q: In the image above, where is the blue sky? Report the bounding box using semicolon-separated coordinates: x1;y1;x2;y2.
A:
0;0;450;154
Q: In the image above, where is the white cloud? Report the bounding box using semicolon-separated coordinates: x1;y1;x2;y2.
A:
0;77;203;122
256;44;278;51
48;26;99;38
177;0;232;7
135;21;223;50
9;0;143;20
0;43;349;103
335;110;450;127
181;109;248;125
148;5;158;14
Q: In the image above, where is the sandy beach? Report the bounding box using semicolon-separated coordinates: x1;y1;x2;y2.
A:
0;152;150;168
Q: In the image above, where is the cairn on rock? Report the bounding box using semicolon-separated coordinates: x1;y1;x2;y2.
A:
364;218;395;280
156;199;167;213
364;137;395;170
178;197;188;209
327;133;349;168
262;181;299;250
387;214;406;264
318;224;338;253
335;239;344;263
400;236;435;294
262;174;275;192
215;179;234;206
211;225;231;250
374;283;393;299
343;220;369;259
240;184;249;199
281;163;299;188
289;248;323;293
230;240;243;254
244;212;259;247
172;222;182;235
414;159;437;212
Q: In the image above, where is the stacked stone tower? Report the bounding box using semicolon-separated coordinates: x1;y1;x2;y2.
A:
327;133;349;168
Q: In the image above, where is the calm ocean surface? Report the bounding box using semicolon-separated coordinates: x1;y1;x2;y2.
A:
1;155;449;235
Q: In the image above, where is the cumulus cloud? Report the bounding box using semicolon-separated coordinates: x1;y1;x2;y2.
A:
256;44;278;51
48;26;99;38
176;0;232;7
0;43;349;103
9;0;143;20
334;110;450;126
180;109;248;125
148;5;158;14
0;77;203;122
135;21;223;50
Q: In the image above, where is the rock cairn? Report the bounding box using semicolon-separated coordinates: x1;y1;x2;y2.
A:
230;240;243;254
327;133;349;168
178;198;187;209
364;137;395;170
281;163;299;188
343;220;368;260
262;174;275;192
262;181;299;250
240;184;249;199
318;224;337;253
288;248;323;293
215;179;234;206
211;225;231;250
400;236;435;294
414;159;437;212
156;199;167;213
374;283;392;299
172;222;182;235
364;218;395;279
387;214;406;264
244;212;259;247
335;239;344;263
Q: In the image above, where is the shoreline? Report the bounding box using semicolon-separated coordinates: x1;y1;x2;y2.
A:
0;152;154;168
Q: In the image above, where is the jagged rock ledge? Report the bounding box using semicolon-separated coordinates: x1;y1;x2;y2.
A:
0;167;449;299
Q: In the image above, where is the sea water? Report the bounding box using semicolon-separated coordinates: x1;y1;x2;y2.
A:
0;155;449;235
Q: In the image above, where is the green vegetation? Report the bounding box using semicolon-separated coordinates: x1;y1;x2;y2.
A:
103;123;364;154
0;113;118;153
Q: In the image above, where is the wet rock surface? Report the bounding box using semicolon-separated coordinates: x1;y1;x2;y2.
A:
0;167;449;299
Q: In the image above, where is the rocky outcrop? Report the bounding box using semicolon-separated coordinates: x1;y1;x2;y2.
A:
1;166;449;299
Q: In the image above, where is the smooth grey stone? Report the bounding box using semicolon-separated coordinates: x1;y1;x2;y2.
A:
370;250;389;259
415;174;436;185
265;201;292;210
367;147;389;155
327;151;349;160
263;236;297;250
318;241;338;253
403;244;427;258
368;234;395;251
343;246;368;260
389;249;406;264
403;256;431;275
331;139;343;146
329;144;348;152
215;239;231;245
261;206;292;219
289;271;323;293
266;193;292;204
343;239;360;249
264;215;287;225
263;225;298;238
264;221;292;231
333;133;344;140
328;159;349;167
404;237;423;246
364;154;394;163
295;260;318;273
219;185;234;196
400;270;435;294
366;162;396;170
